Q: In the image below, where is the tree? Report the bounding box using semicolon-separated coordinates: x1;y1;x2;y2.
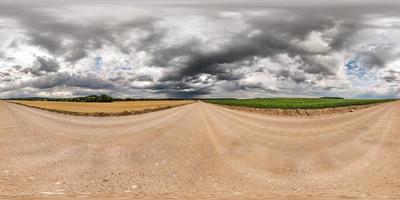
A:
97;94;113;102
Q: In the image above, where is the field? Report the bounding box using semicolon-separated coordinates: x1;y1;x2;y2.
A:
205;98;395;109
9;100;193;114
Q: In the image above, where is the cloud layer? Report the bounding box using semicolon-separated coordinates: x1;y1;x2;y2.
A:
0;0;399;98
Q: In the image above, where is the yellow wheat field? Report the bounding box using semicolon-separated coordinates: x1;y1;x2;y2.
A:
10;100;193;113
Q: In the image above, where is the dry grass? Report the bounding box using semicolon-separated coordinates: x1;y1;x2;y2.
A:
10;100;194;115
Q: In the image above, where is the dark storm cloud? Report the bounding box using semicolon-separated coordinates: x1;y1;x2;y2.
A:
150;4;400;96
137;74;216;97
157;87;212;98
156;11;342;85
161;40;263;81
157;5;394;85
143;81;207;97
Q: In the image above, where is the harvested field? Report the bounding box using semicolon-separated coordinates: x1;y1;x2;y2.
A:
9;100;193;116
1;101;400;199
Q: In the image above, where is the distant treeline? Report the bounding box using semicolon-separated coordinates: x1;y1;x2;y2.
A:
6;95;191;102
8;94;114;102
319;97;344;99
113;98;191;101
196;98;237;101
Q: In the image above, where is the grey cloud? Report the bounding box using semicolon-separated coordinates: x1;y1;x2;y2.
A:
0;72;10;77
159;30;290;82
148;81;212;98
221;81;279;94
30;73;115;89
0;4;160;63
248;14;335;41
0;52;14;62
127;73;218;98
299;56;338;76
0;72;12;82
1;1;400;98
157;14;339;84
11;57;59;76
29;56;59;76
0;73;115;93
162;88;211;98
148;39;200;68
383;70;400;83
357;46;398;69
152;6;400;96
11;65;23;71
27;20;156;63
135;75;154;82
329;22;360;51
276;69;307;83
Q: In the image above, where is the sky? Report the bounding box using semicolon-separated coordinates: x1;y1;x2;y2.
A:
0;0;399;98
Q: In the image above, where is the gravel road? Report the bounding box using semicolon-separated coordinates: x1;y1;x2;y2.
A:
1;101;399;199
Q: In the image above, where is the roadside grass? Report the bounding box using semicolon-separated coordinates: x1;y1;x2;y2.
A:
204;98;395;109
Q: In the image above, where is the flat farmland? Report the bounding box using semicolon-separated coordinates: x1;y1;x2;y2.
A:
9;100;193;114
205;98;395;109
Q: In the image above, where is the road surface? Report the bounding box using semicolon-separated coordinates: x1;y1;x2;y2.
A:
1;101;399;199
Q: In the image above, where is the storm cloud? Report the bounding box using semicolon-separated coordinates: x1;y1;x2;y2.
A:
0;0;399;98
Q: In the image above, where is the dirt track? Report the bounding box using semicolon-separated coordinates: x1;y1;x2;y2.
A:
1;101;399;199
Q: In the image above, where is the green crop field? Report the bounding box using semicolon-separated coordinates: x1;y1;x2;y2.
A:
205;98;395;109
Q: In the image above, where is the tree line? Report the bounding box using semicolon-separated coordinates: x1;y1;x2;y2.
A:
8;94;114;102
6;95;191;102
